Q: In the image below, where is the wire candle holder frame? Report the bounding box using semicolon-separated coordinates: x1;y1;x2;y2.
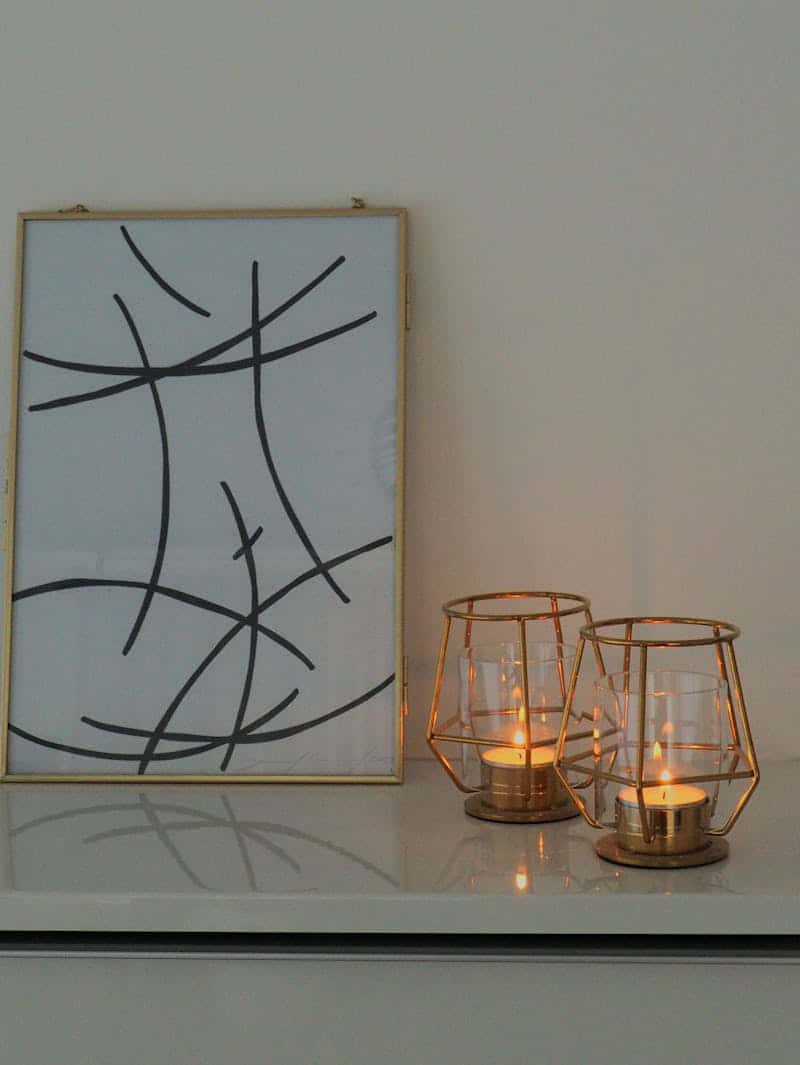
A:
554;616;760;868
427;591;607;823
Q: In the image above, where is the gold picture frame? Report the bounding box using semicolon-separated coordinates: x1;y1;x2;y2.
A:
2;205;407;783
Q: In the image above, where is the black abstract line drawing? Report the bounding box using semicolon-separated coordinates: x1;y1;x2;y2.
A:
113;293;170;656
9;794;400;891
9;220;398;775
119;225;212;318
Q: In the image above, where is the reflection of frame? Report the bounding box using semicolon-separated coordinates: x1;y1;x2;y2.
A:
2;208;406;782
3;788;402;894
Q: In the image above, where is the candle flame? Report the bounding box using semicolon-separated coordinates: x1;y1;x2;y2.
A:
660;769;671;783
513;729;526;746
515;866;528;892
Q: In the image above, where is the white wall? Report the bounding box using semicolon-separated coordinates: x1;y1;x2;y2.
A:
1;1;798;759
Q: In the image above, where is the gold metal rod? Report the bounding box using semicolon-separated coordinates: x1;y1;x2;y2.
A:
554;637;598;823
518;618;532;799
709;642;760;836
430;733;557;750
551;596;567;702
463;603;475;747
426;616;452;742
431;748;475;795
555;637;584;760
563;787;603;830
463;599;474;651
584;607;607;677
579;615;740;649
560;760;754;787
728;642;758;779
470;703;565;720
435;713;462;734
714;624;740;748
635;645;652;842
623;620;633;730
21;208;408;221
442;591;591;623
0;215;25;777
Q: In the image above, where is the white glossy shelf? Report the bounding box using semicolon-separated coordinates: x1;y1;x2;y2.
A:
0;759;796;935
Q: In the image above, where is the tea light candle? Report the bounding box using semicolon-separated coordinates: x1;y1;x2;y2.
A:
617;783;707;808
475;735;575;821
482;746;555;768
615;781;710;856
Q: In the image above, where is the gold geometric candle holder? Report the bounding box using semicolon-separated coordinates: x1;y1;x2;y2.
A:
554;616;759;868
427;591;604;824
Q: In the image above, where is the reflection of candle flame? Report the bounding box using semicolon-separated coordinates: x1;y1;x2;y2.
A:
592;723;601;759
662;721;674;736
652;739;671;783
537;832;545;859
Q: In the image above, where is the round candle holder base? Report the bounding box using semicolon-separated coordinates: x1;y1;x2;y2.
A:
594;833;729;869
464;794;581;824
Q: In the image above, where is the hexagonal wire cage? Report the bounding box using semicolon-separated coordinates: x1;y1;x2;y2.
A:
554;617;759;868
426;592;606;823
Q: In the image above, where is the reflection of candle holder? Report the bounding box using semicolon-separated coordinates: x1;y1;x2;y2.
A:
433;822;583;895
427;592;603;823
554;617;759;869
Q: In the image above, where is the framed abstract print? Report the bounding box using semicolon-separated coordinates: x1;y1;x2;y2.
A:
2;207;406;781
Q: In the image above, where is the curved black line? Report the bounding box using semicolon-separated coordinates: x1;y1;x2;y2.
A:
87;675;394;747
235;673;394;744
120;225;211;318
14;532;390;621
232;525;262;560
132;593;267;773
114;295;170;656
8;723;217;762
26;254;349;409
250;260;348;603
9;674;393;763
82;687;299;745
26;311;377;412
11;535;391;769
12;577;314;671
258;533;393;614
219;480;261;772
11;689;300;765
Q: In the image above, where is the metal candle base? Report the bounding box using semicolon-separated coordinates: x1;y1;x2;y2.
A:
594;794;729;868
595;834;729;868
465;762;579;824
